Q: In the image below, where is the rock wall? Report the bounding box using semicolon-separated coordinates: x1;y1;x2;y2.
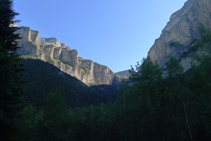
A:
148;0;211;70
16;26;119;85
115;70;129;78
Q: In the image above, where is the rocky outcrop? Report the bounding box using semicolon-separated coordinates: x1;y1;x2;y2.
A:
148;0;211;70
16;26;119;85
116;70;129;78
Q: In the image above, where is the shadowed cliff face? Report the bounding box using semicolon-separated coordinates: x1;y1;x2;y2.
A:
16;27;119;85
148;0;211;70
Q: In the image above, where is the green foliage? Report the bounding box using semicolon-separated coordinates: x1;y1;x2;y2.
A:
0;0;24;140
37;45;44;52
193;25;211;61
30;56;208;140
166;56;184;77
21;55;37;60
18;25;211;140
44;91;67;117
198;24;211;46
6;19;210;141
21;59;108;108
37;91;70;141
80;68;90;74
19;55;211;140
181;25;211;62
129;58;162;84
47;58;61;63
16;105;42;141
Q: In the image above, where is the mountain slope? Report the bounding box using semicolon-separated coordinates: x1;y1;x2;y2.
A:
148;0;211;70
21;59;110;108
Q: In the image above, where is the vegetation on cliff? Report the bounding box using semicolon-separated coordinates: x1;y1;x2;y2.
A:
1;0;211;141
21;58;111;108
15;26;211;141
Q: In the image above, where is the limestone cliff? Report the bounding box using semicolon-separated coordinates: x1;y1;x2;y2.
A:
115;70;129;78
148;0;211;70
16;26;119;85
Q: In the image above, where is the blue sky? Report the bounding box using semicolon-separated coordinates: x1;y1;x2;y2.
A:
13;0;187;72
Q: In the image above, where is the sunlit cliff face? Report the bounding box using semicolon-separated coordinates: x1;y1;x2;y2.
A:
16;27;120;85
148;0;211;71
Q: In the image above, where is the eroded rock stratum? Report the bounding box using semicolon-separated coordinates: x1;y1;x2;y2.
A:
17;27;119;85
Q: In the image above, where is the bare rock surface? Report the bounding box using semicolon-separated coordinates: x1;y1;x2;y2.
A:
16;27;119;85
148;0;211;70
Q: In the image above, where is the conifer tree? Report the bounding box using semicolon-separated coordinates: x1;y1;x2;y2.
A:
0;0;23;140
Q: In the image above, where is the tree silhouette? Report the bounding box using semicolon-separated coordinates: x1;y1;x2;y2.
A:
0;0;24;140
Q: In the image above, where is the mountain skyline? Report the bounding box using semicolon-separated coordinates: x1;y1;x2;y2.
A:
13;0;186;72
1;0;211;140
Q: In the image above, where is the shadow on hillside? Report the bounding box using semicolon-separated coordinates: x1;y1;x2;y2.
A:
21;59;118;108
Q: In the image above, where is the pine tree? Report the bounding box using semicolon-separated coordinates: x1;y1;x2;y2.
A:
0;0;24;140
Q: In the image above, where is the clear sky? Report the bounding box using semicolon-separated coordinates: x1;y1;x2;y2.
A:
13;0;187;72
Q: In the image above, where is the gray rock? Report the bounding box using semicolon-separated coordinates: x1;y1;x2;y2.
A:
148;0;211;70
17;26;118;85
16;27;39;57
40;38;61;47
116;70;130;78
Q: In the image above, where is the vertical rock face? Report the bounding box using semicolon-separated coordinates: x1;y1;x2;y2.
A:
148;0;211;70
93;63;114;84
43;45;55;59
16;27;39;57
53;47;62;59
16;26;119;85
115;70;129;78
61;49;78;67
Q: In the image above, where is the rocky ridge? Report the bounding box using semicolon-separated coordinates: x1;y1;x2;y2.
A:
115;70;129;78
148;0;211;70
17;26;119;85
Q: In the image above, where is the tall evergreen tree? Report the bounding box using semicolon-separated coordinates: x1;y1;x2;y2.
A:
0;0;23;140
